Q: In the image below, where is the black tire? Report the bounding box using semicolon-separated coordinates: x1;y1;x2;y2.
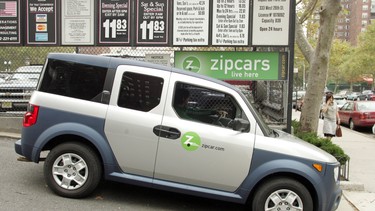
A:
349;119;355;130
44;142;102;198
252;177;313;211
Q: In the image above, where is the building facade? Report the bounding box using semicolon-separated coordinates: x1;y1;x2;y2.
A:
335;0;375;45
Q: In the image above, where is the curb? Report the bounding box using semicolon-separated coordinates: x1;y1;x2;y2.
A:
0;132;21;139
340;181;365;191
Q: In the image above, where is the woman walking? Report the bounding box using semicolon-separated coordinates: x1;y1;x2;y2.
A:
321;93;340;140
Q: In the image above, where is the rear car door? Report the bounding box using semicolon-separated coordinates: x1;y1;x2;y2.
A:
154;73;256;192
104;65;170;177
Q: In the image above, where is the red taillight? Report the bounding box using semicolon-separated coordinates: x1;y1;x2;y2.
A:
23;105;39;127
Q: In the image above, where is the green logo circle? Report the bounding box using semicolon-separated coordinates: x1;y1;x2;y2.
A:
182;56;200;73
181;132;201;151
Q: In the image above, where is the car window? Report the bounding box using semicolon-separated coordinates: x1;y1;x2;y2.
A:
347;103;354;111
173;82;248;129
118;72;163;112
39;59;107;102
357;102;375;111
341;102;351;110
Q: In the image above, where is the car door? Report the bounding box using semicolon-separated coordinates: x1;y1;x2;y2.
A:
104;65;170;177
153;73;256;192
339;102;353;125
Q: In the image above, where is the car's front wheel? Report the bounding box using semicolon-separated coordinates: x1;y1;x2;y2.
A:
44;142;102;198
349;119;356;130
252;177;313;211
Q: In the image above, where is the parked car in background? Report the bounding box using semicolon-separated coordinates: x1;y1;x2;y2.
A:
0;65;43;112
362;90;375;101
338;101;375;130
336;90;350;99
346;92;366;101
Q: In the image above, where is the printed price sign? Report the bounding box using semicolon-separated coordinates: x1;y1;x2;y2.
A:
136;0;169;45
98;0;130;45
212;0;249;46
173;0;209;46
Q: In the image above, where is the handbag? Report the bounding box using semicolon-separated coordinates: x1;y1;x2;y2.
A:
336;125;342;137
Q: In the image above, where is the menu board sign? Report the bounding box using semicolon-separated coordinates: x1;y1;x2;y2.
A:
252;0;290;46
98;0;130;45
0;0;20;44
136;0;169;45
61;0;94;45
173;0;209;46
26;0;57;45
212;0;249;46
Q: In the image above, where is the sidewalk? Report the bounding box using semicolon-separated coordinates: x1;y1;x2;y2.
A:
4;113;375;210
292;110;375;211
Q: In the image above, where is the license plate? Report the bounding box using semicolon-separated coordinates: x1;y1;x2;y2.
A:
1;102;12;108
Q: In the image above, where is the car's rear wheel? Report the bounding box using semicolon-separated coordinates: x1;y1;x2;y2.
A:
349;119;356;130
251;177;313;211
44;142;102;198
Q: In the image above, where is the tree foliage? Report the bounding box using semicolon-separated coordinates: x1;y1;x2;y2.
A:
341;23;375;89
328;39;354;92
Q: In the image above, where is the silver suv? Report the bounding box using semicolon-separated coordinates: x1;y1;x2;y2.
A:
0;65;43;112
15;53;342;211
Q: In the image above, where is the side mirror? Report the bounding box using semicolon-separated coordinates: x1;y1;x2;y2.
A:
231;118;250;132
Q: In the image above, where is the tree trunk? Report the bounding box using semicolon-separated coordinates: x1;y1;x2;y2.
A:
299;0;341;133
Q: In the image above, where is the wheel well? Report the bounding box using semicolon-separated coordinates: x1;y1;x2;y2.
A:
247;172;318;209
41;134;104;172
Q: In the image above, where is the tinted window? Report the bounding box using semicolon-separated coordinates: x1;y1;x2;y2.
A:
39;59;107;102
173;82;247;128
118;72;163;112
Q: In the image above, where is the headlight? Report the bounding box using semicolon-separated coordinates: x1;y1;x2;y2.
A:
334;166;339;182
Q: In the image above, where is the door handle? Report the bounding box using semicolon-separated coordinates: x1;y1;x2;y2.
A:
153;125;181;139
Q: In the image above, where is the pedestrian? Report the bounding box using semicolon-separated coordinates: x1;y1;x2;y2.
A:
321;93;340;140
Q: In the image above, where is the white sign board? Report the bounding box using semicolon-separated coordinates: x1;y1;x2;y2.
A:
145;54;171;67
212;0;249;46
173;0;209;46
252;0;290;46
61;0;94;45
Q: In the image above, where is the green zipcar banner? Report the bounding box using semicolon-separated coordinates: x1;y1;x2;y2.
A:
174;51;287;80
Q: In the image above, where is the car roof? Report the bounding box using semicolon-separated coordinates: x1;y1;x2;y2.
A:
15;65;43;72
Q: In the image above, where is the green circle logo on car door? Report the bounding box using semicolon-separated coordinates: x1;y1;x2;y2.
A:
181;132;201;151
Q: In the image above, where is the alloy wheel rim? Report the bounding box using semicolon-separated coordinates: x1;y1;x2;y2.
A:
52;153;88;190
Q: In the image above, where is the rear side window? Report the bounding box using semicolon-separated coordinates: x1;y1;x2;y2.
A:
39;59;107;102
118;72;163;112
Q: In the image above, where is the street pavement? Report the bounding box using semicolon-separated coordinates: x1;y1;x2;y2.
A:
2;112;375;210
292;110;375;211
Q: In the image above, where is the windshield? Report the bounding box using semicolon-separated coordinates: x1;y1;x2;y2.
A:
238;90;273;136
